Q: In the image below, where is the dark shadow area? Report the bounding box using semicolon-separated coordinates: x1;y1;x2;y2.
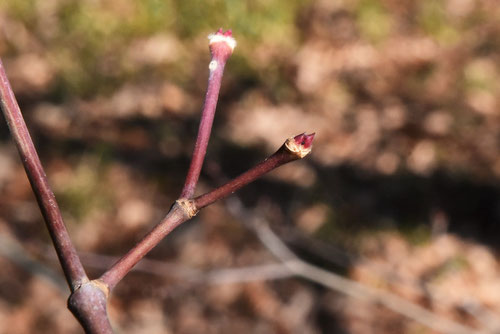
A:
311;163;500;249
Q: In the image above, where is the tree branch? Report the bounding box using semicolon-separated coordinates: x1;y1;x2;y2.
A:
194;133;315;209
0;58;88;292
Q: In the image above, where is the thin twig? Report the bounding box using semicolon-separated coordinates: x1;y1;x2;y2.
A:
203;263;293;284
72;240;500;332
279;225;500;329
462;302;500;333
225;198;483;334
180;29;236;199
0;233;67;294
76;251;203;279
194;133;315;209
0;58;87;291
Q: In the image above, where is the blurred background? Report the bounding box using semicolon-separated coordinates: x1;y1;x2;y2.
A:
1;0;500;333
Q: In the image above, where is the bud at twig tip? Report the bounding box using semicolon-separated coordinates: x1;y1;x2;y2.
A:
301;132;315;149
285;132;315;158
208;28;237;58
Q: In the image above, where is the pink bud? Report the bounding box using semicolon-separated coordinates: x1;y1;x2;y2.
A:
303;133;315;148
286;132;315;158
293;132;315;149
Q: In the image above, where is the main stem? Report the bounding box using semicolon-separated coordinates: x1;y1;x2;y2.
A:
0;58;88;291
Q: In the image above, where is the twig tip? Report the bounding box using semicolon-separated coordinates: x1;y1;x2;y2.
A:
286;132;316;158
208;28;237;56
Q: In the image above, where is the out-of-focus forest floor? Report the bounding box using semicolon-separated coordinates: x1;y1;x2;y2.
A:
1;0;500;333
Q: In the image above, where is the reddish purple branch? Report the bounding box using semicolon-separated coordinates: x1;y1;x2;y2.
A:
0;58;88;291
194;133;315;209
180;29;236;198
99;201;190;290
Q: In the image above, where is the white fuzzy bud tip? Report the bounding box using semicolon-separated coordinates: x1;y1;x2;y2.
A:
208;29;237;51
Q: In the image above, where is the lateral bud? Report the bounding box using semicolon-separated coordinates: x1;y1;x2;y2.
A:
176;198;198;218
285;132;315;158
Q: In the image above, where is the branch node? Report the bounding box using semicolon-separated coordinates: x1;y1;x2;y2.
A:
73;277;90;291
68;280;113;333
90;279;110;299
176;198;198;218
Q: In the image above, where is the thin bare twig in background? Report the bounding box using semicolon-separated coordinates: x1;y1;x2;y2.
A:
279;225;500;331
52;251;294;285
77;230;500;331
11;229;497;333
15;203;493;333
0;233;67;294
225;197;484;334
23;233;497;333
462;303;500;333
0;229;293;297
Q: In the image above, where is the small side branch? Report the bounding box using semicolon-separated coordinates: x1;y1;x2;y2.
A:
0;58;87;291
194;133;315;209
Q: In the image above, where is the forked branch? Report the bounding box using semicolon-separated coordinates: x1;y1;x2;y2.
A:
0;29;315;334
